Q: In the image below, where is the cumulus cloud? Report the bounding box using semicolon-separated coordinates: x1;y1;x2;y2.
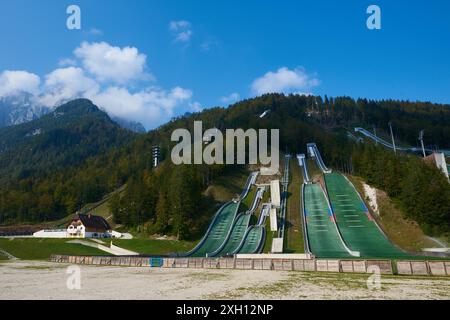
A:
251;67;320;96
38;67;99;107
1;41;199;129
74;41;151;84
87;28;103;36
200;39;219;51
58;58;77;67
91;86;193;129
169;20;193;43
0;70;40;97
220;92;240;104
189;101;203;112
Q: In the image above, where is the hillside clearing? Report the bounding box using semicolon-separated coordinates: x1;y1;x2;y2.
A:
111;238;196;255
347;175;437;252
284;158;305;253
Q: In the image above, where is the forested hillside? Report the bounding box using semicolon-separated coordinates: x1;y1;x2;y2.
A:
0;94;448;239
0;99;135;181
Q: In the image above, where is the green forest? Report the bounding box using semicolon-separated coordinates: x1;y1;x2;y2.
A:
0;94;449;239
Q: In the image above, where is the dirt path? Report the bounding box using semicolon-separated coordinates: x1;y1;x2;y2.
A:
0;260;449;300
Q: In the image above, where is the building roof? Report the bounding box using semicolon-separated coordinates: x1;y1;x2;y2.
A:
71;214;111;231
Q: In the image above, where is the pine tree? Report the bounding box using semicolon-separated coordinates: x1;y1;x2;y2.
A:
155;191;169;234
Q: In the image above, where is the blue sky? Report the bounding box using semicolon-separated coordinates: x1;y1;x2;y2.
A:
0;0;449;129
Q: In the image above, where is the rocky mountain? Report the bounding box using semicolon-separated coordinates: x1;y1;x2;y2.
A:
0;93;48;127
111;116;147;133
0;93;146;133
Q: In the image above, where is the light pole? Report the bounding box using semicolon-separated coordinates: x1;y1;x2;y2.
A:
152;146;160;167
419;130;426;158
389;122;397;155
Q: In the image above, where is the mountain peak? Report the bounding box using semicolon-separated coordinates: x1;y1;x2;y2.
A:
54;99;101;115
0;92;47;127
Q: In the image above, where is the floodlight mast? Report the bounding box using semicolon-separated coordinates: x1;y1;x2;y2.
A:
389;122;397;155
419;130;426;158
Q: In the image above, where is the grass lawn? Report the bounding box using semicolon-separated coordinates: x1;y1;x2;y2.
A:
111;238;197;255
83;200;114;222
0;251;8;260
284;159;305;253
240;186;257;212
0;238;108;260
306;158;323;181
53;186;126;229
262;218;275;253
204;167;249;203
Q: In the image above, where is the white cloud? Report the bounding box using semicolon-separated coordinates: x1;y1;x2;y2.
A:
220;92;240;104
189;101;203;112
39;67;99;107
200;38;220;52
251;67;320;96
1;41;199;130
91;86;193;129
74;42;151;84
87;28;103;36
169;20;193;43
58;58;77;67
0;70;40;97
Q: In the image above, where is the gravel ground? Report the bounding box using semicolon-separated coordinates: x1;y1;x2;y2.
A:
0;260;449;300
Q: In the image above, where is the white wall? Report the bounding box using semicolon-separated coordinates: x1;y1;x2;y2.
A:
33;228;123;239
434;153;449;179
33;230;67;238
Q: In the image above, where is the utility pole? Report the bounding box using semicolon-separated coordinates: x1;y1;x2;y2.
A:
389;122;397;155
419;130;426;158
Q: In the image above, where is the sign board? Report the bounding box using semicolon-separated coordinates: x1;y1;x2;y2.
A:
367;260;392;274
316;260;328;272
293;260;305;271
397;261;412;275
411;261;428;275
304;260;316;271
327;260;340;272
428;262;446;276
341;261;354;273
353;261;367;273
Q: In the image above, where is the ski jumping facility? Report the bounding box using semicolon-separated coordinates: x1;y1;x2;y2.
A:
51;145;450;277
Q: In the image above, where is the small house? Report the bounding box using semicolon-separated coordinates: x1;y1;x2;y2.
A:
67;214;112;239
